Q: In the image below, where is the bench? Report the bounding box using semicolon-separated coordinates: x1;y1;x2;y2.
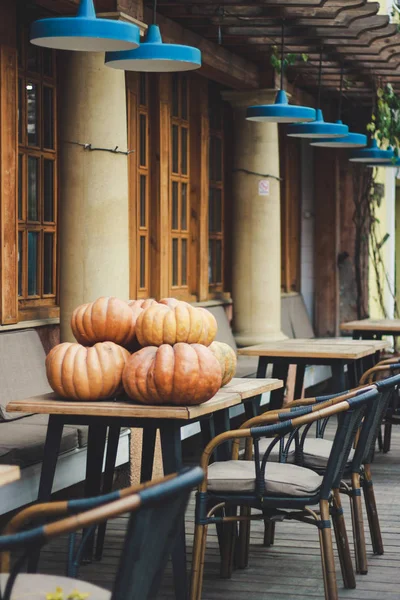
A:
0;329;130;514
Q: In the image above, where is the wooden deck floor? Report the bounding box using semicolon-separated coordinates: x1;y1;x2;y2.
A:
36;427;400;600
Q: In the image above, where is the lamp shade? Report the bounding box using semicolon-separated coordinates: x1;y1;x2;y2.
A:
246;90;316;123
349;139;394;163
311;130;367;148
287;109;349;139
30;0;140;52
105;24;201;72
366;156;400;168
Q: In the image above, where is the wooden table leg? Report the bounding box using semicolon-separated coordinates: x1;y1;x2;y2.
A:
95;425;121;561
160;421;187;600
270;360;290;410
141;426;157;483
294;364;306;400
82;424;107;563
331;362;346;393
213;408;231;461
28;415;65;573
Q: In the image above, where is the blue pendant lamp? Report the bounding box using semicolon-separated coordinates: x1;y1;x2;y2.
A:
105;0;201;72
287;47;348;139
30;0;140;52
246;22;315;123
349;139;394;163
311;66;366;148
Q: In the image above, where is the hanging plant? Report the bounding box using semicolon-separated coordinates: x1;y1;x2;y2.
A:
367;84;400;156
270;45;308;74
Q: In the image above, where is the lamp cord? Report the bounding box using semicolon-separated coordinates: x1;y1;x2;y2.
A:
280;20;285;91
317;45;323;109
153;0;157;24
338;64;343;121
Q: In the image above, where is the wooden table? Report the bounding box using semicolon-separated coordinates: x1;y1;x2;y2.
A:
7;377;282;600
0;465;20;487
238;338;389;410
341;318;400;341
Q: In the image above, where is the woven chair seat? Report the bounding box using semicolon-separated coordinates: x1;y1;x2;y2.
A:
207;460;322;496
0;573;110;599
301;438;355;471
239;440;296;462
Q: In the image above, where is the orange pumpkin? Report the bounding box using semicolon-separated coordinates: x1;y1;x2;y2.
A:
122;343;222;405
46;341;130;401
71;297;137;347
209;341;237;386
135;299;217;347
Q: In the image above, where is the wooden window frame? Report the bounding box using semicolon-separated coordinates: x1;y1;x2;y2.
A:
17;25;58;320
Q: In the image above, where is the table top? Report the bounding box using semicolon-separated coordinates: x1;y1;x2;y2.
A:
237;338;389;360
341;318;400;334
0;465;20;487
6;378;283;421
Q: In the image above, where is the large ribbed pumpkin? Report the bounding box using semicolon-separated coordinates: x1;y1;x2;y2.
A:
122;343;222;405
209;341;237;386
46;342;130;401
71;297;137;347
135;299;217;347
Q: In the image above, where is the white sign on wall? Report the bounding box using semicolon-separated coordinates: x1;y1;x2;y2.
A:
258;179;270;196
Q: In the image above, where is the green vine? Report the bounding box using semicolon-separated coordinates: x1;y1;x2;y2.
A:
270;46;308;74
367;84;400;156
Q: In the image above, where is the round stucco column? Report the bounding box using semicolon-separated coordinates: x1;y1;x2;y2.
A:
59;52;130;342
223;90;286;346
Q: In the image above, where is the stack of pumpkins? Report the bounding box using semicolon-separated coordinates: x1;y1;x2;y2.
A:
46;297;237;406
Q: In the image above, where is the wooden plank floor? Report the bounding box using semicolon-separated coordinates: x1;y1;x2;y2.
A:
36;425;400;600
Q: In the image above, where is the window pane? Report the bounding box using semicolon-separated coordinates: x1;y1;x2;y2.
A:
181;76;188;120
28;231;39;296
27;156;39;221
140;235;146;289
208;188;214;233
139;175;146;227
208;239;214;284
18;78;23;144
172;181;179;230
27;82;38;146
43;86;54;149
139;73;147;106
43;233;54;294
181;128;188;175
214;188;222;232
181;183;187;230
172;74;179;117
18;155;23;220
43;49;53;78
139;114;146;167
43;160;54;222
172;125;179;173
27;44;39;73
172;238;178;286
181;239;187;285
216;240;222;283
18;232;23;297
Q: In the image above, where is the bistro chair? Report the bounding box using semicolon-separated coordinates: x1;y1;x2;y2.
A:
360;361;400;453
190;389;378;600
0;467;203;600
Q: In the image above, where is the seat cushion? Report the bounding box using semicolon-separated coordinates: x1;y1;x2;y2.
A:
207;460;322;496
236;356;259;378
240;438;296;463
25;413;89;448
302;437;354;470
0;573;110;599
0;419;78;468
0;330;52;421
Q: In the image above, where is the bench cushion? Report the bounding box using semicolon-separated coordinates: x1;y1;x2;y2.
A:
0;330;52;421
207;460;322;496
0;573;110;600
0;419;78;468
25;413;89;448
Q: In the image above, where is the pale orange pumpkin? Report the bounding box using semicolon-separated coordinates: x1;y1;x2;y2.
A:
122;343;222;405
71;297;137;347
209;341;237;386
46;341;130;401
135;299;217;347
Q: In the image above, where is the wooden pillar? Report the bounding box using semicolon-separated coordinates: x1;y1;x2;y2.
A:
0;0;18;324
314;149;340;337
